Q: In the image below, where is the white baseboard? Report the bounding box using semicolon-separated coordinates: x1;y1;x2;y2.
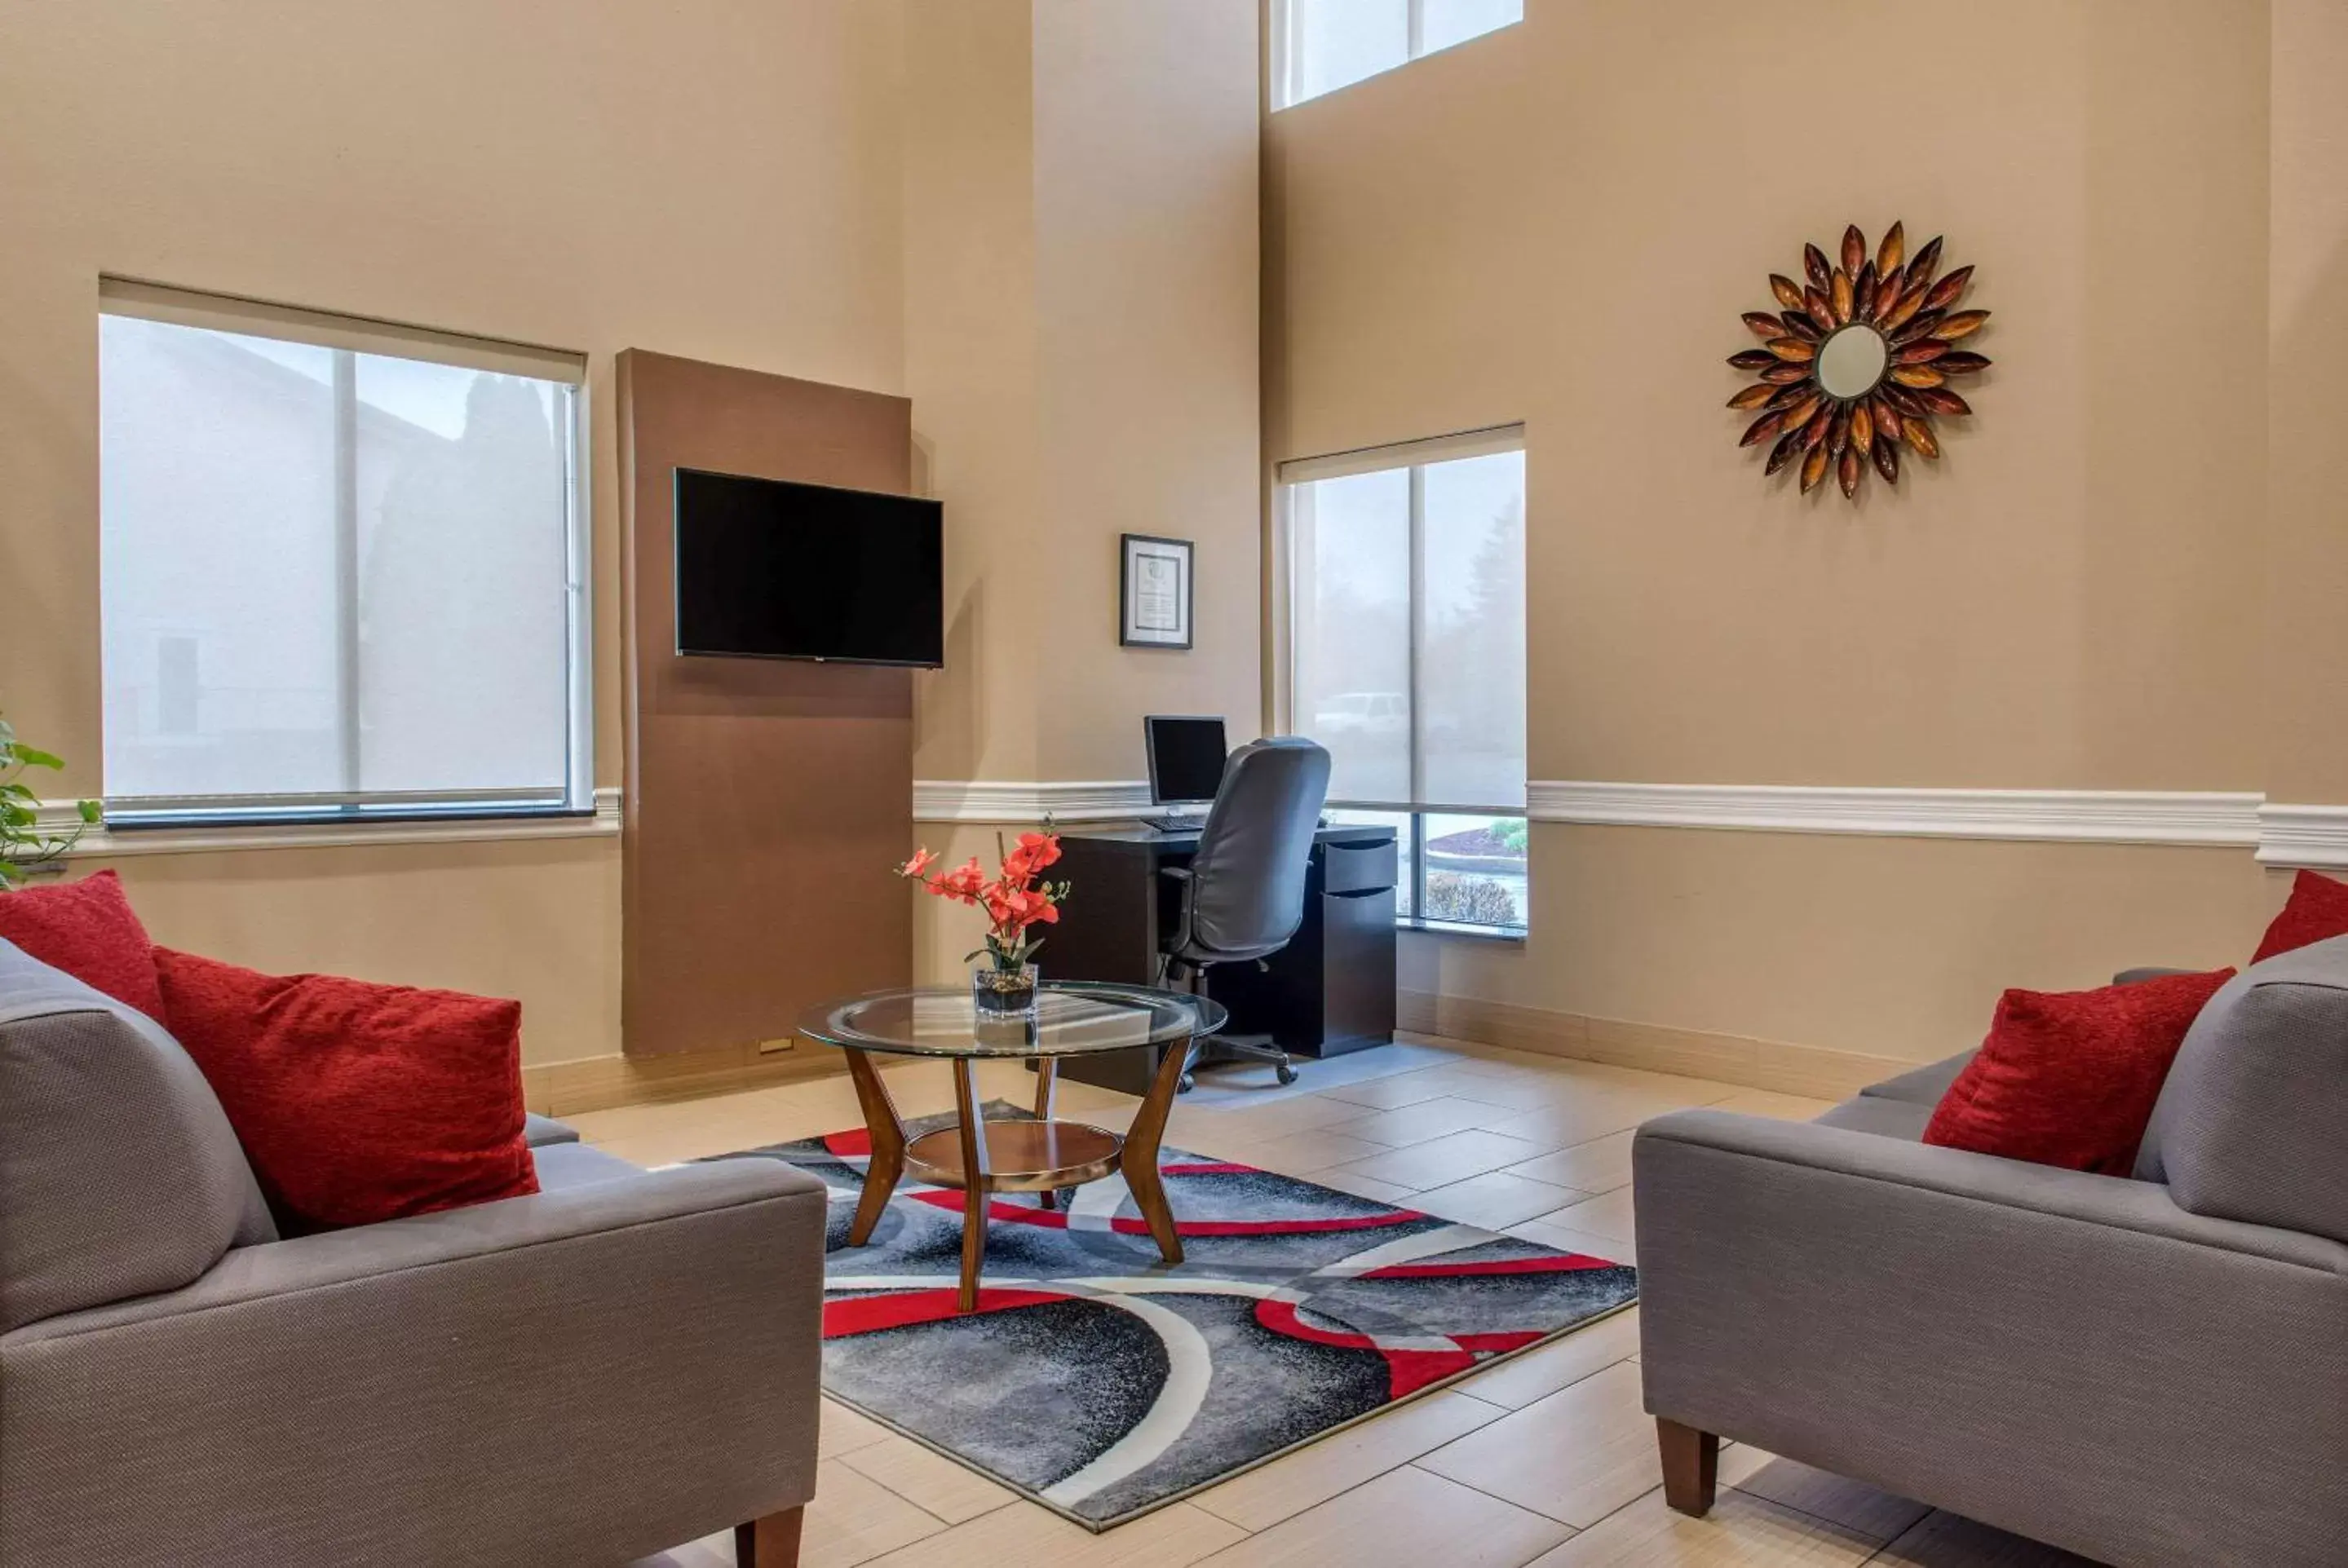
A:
1400;987;1919;1100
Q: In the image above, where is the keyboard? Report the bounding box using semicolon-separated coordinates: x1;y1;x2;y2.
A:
1142;815;1204;833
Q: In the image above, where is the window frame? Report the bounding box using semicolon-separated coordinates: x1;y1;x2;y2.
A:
1274;424;1528;935
1270;0;1524;112
95;278;595;832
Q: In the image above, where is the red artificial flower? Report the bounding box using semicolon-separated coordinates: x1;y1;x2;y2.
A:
932;858;987;904
897;847;940;880
1002;832;1063;882
990;885;1059;933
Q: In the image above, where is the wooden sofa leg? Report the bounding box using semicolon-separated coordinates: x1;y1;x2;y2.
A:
1656;1418;1718;1517
735;1506;805;1568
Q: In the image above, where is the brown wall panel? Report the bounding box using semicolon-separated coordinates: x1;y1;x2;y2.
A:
618;349;913;1057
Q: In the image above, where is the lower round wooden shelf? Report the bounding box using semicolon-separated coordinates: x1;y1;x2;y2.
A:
904;1119;1125;1193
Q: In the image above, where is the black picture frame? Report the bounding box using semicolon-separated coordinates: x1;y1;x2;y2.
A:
1119;532;1193;650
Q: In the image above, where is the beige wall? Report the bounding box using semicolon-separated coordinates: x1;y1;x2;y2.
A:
909;0;1263;788
2;1;1264;1055
0;0;906;1062
1270;0;2313;1064
904;0;1264;983
2267;0;2348;800
1030;0;1265;781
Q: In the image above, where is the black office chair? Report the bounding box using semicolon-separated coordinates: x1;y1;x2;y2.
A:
1155;735;1333;1090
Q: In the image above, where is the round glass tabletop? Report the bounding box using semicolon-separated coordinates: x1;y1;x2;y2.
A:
798;981;1227;1060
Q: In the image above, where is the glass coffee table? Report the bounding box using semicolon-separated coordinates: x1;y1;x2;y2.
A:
797;982;1228;1312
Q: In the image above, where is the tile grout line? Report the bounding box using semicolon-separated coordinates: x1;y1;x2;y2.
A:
1396;1460;1587;1542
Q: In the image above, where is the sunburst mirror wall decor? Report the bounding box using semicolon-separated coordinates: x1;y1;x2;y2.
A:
1727;223;1991;501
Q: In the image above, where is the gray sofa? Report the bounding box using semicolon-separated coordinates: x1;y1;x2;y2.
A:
0;938;829;1567
1634;937;2348;1567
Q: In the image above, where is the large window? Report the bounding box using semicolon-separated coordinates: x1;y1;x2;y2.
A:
1272;0;1523;110
1280;427;1527;934
98;280;590;825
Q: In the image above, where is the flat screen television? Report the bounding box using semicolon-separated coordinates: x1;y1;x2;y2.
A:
673;467;944;667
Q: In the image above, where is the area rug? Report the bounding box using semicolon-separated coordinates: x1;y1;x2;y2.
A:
702;1102;1638;1530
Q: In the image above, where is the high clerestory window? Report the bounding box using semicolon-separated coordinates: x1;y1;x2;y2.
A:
1271;0;1523;110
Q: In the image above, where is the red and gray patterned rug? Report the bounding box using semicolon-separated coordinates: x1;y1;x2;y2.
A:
704;1102;1637;1530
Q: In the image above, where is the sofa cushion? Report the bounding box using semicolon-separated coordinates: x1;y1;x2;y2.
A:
0;870;166;1023
531;1141;644;1191
154;949;537;1231
1923;969;2234;1176
1857;1052;1973;1106
1814;1095;1934;1141
2252;868;2348;964
2134;935;2348;1243
0;938;275;1331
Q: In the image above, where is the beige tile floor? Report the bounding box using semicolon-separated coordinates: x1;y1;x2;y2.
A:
595;1036;2096;1568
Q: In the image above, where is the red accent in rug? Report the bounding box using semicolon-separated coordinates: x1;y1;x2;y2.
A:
825;1287;1070;1338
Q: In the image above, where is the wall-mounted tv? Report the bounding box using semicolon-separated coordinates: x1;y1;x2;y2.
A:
674;467;944;667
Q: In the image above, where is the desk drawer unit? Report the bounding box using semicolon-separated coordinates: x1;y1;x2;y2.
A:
1322;839;1398;896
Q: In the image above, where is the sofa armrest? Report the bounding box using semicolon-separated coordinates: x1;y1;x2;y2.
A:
1;1159;832;1566
1633;1111;2348;1567
523;1110;581;1146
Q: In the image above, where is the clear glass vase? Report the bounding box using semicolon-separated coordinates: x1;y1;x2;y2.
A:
971;961;1039;1015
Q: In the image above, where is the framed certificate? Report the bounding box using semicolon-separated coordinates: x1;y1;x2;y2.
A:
1119;533;1193;650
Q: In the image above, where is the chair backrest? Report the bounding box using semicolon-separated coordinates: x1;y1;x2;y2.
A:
1178;736;1333;962
2134;934;2348;1243
0;937;275;1330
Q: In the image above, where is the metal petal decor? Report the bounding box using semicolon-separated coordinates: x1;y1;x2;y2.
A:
1728;222;1991;501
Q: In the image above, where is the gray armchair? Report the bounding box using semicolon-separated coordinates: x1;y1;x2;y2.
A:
0;938;827;1567
1633;938;2348;1567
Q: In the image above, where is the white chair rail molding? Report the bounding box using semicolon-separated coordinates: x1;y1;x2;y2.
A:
915;779;2348;868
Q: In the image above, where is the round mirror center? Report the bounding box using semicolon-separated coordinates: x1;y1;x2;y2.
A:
1815;325;1890;400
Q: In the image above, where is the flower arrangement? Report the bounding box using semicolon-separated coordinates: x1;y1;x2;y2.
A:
898;828;1070;1008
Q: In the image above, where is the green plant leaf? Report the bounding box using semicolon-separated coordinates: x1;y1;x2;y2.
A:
11;747;64;771
77;800;101;824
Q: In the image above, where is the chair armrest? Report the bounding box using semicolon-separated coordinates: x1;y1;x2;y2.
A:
0;1159;832;1566
1632;1111;2348;1566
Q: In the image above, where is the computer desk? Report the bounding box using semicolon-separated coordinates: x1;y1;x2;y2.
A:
1041;823;1399;1096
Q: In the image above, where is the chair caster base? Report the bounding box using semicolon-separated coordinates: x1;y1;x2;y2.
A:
1178;1073;1196;1093
1275;1062;1298;1085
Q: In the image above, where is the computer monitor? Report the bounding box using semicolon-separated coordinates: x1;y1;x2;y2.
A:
1145;715;1227;806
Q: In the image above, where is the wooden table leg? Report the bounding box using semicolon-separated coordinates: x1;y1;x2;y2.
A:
1117;1033;1192;1267
843;1049;906;1248
953;1058;991;1311
1033;1058;1060;1210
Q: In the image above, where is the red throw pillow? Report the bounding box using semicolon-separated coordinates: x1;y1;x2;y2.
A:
1923;969;2234;1175
0;868;167;1021
153;948;537;1230
2252;869;2348;964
